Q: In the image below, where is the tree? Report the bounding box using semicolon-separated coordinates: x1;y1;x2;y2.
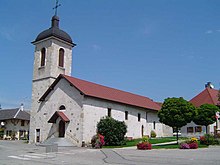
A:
193;104;219;134
158;97;196;143
97;117;127;146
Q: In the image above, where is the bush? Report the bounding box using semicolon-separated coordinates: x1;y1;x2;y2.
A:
199;136;208;145
150;130;156;138
200;134;220;145
137;142;152;150
142;136;149;142
97;117;127;146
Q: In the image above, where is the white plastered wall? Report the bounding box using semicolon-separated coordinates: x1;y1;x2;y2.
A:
82;97;170;144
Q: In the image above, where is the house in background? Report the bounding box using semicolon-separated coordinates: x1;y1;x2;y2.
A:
181;82;220;137
0;105;30;140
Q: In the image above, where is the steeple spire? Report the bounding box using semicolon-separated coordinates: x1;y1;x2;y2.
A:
53;0;61;16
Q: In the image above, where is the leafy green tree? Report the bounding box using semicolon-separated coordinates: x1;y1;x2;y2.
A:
193;104;219;134
97;117;127;146
158;97;196;143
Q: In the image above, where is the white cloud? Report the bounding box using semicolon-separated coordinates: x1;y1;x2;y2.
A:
205;30;213;34
205;29;220;34
92;44;101;51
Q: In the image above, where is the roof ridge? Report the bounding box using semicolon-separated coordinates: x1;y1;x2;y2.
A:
206;88;216;105
13;108;21;119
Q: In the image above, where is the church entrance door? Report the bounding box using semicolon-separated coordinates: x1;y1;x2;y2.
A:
59;120;65;137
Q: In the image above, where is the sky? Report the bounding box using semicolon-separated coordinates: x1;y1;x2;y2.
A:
0;0;220;110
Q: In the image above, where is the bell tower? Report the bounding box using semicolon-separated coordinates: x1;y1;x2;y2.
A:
29;10;76;143
31;14;76;107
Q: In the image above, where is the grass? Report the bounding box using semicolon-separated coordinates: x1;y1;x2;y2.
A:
103;137;186;148
103;137;208;149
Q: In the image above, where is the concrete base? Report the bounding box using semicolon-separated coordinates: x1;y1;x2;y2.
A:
39;137;76;147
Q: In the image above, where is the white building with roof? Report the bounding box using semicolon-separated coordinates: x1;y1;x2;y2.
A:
0;105;30;140
29;13;172;147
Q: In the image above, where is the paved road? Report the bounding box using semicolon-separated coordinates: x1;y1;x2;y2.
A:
0;140;219;165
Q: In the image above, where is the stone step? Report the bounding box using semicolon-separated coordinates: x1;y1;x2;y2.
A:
40;137;76;147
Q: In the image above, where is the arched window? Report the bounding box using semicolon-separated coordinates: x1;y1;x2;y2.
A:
59;48;64;67
40;48;46;67
59;105;66;110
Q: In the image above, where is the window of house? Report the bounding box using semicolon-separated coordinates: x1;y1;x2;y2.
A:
58;48;64;67
153;121;156;129
21;120;25;126
138;113;141;122
6;130;12;136
107;108;111;117
19;130;25;137
195;126;202;132
146;112;148;122
187;127;194;133
125;111;128;120
40;48;46;67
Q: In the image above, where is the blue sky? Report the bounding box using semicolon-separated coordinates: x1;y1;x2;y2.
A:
0;0;220;109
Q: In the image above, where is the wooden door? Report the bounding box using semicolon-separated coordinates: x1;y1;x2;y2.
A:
59;120;65;137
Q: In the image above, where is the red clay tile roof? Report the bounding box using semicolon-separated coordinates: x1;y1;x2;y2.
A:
48;111;70;123
40;74;161;111
190;87;219;107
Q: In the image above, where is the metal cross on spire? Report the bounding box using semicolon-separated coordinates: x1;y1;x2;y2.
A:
53;0;61;16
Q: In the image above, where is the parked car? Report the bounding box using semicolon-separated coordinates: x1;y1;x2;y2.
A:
173;131;181;136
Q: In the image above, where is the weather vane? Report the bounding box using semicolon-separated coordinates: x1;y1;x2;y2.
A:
53;0;61;16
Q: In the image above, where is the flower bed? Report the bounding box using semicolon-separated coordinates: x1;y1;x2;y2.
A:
179;137;198;149
137;142;152;150
91;134;105;148
137;136;152;150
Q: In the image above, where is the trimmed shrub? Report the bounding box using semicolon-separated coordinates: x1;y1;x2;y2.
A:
142;135;149;142
150;130;156;138
97;117;127;146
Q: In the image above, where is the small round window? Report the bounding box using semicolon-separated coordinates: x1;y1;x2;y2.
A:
59;105;66;110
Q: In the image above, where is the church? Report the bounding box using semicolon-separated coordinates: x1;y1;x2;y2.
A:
29;12;172;146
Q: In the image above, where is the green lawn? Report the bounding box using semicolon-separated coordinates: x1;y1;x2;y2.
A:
103;137;188;148
152;143;208;149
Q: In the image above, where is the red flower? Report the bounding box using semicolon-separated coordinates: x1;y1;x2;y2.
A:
137;142;152;150
98;134;105;146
